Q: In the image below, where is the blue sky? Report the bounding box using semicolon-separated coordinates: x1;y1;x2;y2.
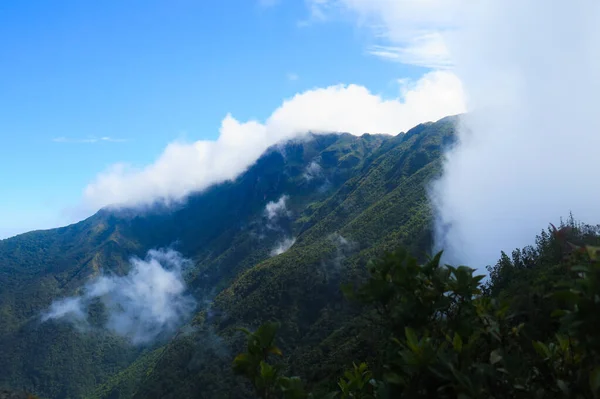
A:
0;0;464;238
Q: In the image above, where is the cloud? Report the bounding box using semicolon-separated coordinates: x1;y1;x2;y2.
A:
270;237;296;256
52;136;128;143
83;71;465;210
42;249;196;344
317;233;357;281
287;72;299;81
264;195;295;255
303;160;323;181
427;0;600;268
264;195;291;235
367;32;453;69
328;233;356;268
265;195;290;221
306;0;462;68
311;0;600;269
43;297;87;323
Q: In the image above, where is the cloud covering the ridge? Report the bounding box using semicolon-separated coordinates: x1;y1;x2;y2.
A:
318;0;600;268
83;71;465;210
431;0;600;268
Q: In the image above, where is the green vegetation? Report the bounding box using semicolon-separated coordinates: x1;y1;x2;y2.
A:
233;219;600;398
0;124;410;398
13;115;596;398
1;113;598;398
128;118;455;399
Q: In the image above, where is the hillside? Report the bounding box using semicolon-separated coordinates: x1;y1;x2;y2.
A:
0;116;456;398
102;117;456;399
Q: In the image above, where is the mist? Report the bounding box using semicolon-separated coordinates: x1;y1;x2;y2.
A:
263;195;296;256
42;249;196;344
431;0;600;268
265;195;291;223
271;237;296;256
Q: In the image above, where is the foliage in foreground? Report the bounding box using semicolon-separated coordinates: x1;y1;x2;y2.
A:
233;219;600;398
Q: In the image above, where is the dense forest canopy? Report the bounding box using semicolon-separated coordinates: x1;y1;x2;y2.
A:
233;216;600;398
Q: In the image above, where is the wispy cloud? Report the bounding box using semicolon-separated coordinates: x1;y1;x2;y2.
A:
367;33;454;69
287;72;299;81
305;0;460;69
52;136;129;144
41;249;196;344
303;160;322;181
271;237;296;256
265;195;290;221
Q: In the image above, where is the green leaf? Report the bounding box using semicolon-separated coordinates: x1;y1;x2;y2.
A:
235;327;253;336
556;334;569;352
532;341;550;358
590;367;600;397
453;333;463;353
268;346;283;356
405;327;419;351
259;361;276;381
232;353;253;375
557;379;569;395
552;290;579;303
489;349;502;365
587;246;600;261
383;372;405;385
571;265;589;273
340;283;355;299
256;322;280;348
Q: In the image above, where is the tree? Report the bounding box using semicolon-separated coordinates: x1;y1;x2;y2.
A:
233;220;600;398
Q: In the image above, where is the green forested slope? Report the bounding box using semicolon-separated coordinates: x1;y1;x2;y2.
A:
230;218;600;399
0;213;144;398
124;117;457;399
0;125;408;398
1;112;592;399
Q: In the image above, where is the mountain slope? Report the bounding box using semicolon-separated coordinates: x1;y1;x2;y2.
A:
0;130;393;398
0;116;457;398
125;116;457;399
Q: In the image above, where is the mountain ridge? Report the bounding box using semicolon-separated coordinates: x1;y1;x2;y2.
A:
0;116;458;398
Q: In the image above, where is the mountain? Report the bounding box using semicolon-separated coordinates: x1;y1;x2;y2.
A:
0;116;457;398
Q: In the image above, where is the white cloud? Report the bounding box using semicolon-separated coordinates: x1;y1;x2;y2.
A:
310;0;600;269
303;160;322;181
430;0;600;268
306;0;463;68
265;195;290;220
270;237;296;256
42;249;196;344
53;136;128;143
367;33;453;69
43;297;87;323
83;71;465;210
